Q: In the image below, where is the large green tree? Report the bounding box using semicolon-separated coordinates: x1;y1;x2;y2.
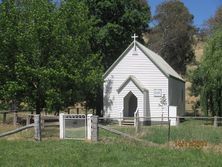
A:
79;0;151;115
191;29;222;116
148;0;195;74
0;0;103;114
0;0;25;110
82;0;151;69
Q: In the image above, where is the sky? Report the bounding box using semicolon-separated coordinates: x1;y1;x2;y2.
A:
0;0;221;28
148;0;222;28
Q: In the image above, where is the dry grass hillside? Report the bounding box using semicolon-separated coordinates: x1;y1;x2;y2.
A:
185;39;205;114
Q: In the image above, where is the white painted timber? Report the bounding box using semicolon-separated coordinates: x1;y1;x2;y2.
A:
87;114;92;140
59;113;64;139
169;106;178;126
103;40;185;123
104;45;168;120
118;80;144;117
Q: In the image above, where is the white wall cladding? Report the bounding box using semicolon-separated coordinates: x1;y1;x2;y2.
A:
118;81;144;117
103;46;169;118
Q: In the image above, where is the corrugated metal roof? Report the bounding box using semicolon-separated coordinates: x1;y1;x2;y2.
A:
136;42;184;81
104;41;184;82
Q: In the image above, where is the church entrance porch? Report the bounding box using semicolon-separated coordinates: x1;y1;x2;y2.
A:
123;91;137;117
116;76;148;125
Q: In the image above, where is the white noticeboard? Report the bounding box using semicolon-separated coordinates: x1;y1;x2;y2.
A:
169;106;178;126
154;89;162;97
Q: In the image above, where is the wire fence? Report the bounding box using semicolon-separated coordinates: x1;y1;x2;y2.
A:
1;112;222;148
98;116;222;147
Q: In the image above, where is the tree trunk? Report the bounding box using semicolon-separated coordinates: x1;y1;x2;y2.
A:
11;99;18;112
209;93;214;116
35;87;44;115
36;99;42;115
96;87;103;116
54;105;60;116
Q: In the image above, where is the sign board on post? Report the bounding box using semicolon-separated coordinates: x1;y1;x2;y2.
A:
169;106;178;126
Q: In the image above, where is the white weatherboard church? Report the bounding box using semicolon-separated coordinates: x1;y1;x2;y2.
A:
103;34;185;125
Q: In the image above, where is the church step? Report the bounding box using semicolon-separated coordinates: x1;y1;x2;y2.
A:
122;119;134;125
122;122;134;125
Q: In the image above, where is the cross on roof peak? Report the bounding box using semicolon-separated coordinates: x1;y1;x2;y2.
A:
131;33;138;41
131;33;138;51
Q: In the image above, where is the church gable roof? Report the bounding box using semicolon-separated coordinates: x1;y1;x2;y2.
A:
103;41;184;82
117;75;148;94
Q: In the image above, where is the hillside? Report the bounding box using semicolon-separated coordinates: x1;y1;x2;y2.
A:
185;39;205;114
143;33;206;114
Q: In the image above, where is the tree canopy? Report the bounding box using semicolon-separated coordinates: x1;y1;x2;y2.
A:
207;5;222;31
148;0;195;75
76;0;151;115
0;0;151;115
82;0;151;69
191;28;222;116
0;0;103;114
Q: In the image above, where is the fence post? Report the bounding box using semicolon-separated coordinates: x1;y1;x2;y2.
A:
26;115;31;125
168;119;171;144
214;116;218;127
41;117;45;129
91;116;98;142
34;115;41;141
59;113;64;139
119;111;122;126
176;116;179;126
87;114;92;140
13;111;18;126
3;112;7;124
135;113;139;133
161;112;163;126
134;109;140;133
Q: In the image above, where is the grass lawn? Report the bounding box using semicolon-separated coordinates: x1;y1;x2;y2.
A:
0;139;222;167
1;118;222;166
102;119;222;144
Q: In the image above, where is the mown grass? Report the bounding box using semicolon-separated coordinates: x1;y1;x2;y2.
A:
0;139;222;167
